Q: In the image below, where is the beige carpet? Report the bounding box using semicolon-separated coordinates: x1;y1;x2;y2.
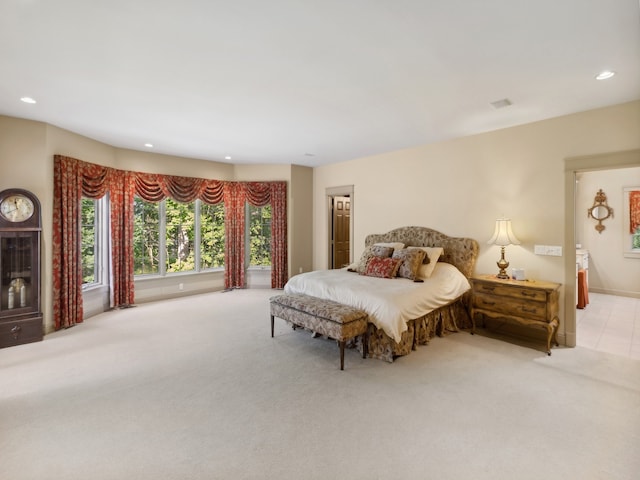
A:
1;289;639;480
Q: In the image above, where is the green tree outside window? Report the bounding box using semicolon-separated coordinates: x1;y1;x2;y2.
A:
133;198;160;275
81;198;97;284
248;204;271;267
201;203;225;269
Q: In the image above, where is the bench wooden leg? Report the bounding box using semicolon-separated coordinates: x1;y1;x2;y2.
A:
339;340;345;370
362;331;368;359
271;315;274;338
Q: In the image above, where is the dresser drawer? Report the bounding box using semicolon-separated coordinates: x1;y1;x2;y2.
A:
472;281;547;302
473;293;548;322
0;317;43;348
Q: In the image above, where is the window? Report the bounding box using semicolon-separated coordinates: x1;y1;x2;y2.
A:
80;198;97;284
133;198;160;275
133;197;225;276
200;202;225;269
247;204;271;267
165;198;195;273
81;197;106;287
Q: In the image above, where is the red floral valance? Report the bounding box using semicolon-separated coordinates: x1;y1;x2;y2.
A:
133;173;225;204
52;155;287;330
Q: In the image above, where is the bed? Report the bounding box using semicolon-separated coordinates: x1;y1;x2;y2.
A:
284;226;479;362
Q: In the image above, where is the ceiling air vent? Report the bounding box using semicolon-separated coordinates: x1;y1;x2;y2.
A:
490;98;512;109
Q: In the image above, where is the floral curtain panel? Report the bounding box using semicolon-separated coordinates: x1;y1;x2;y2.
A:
109;169;135;308
630;190;640;234
224;182;246;289
269;182;288;289
52;155;287;330
52;156;84;329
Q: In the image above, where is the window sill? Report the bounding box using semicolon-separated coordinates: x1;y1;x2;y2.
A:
134;268;224;282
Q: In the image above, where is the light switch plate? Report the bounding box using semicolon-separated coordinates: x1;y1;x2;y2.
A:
534;245;546;255
534;244;563;256
546;245;563;256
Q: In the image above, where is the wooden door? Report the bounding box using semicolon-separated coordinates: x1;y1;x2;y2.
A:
332;196;350;268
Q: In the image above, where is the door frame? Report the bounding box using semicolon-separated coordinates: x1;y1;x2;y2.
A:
326;185;354;269
563;149;640;347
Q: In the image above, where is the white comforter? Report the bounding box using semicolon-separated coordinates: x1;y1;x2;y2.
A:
283;262;470;343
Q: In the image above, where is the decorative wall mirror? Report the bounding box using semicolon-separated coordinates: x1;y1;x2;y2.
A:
587;188;613;233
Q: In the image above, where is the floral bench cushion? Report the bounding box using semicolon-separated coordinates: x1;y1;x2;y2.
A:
270;293;368;341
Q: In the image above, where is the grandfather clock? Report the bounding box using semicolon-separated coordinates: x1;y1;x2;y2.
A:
0;188;43;348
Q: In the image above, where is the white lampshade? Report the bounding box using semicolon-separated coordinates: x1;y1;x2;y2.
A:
487;218;520;246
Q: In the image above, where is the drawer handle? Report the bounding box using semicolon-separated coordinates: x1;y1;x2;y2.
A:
521;291;537;298
522;307;538;314
482;300;496;306
11;325;21;339
481;286;496;292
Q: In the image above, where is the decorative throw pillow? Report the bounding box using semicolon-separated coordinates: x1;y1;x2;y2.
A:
392;248;427;280
363;256;402;278
350;245;394;273
408;246;444;265
415;247;444;278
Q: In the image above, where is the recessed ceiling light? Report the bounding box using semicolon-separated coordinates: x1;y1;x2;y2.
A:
595;70;615;80
224;156;232;160
20;97;36;104
144;143;153;148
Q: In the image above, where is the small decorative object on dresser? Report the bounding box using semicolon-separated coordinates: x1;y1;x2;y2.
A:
470;274;560;355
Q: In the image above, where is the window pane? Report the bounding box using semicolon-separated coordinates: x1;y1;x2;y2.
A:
165;198;195;273
81;198;96;284
633;227;640;249
200;203;225;269
133;197;160;275
249;204;271;266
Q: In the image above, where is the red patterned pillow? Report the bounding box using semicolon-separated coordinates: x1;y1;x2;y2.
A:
362;256;402;278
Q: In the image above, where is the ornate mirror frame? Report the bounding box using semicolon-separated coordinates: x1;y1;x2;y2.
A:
587;189;613;233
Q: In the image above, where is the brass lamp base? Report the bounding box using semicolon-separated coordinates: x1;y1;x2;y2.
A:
496;246;510;279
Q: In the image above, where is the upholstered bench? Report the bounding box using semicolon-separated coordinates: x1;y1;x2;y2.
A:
270;293;369;370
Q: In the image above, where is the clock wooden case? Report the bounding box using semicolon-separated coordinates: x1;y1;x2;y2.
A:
0;188;43;348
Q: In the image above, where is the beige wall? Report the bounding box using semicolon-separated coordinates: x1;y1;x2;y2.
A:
114;148;235;180
313;100;640;346
289;164;314;275
576;166;640;297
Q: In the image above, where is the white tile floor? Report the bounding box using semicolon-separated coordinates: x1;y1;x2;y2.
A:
576;292;640;360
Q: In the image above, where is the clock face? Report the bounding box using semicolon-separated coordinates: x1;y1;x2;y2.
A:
0;194;35;223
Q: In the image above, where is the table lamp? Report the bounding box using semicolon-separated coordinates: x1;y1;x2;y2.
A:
488;218;520;279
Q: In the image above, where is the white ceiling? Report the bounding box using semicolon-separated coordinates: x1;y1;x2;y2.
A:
1;0;639;167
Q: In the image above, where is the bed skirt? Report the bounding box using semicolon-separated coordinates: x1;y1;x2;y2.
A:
355;298;472;363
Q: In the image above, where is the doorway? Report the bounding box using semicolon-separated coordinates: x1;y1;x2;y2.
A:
564;149;640;347
331;196;350;269
326;185;354;269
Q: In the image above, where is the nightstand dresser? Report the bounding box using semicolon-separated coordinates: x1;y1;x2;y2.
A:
470;274;561;355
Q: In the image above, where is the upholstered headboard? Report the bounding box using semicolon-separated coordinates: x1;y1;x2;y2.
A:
365;226;479;278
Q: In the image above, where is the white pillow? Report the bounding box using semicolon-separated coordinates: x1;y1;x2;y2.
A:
374;242;405;251
409;246;444;278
